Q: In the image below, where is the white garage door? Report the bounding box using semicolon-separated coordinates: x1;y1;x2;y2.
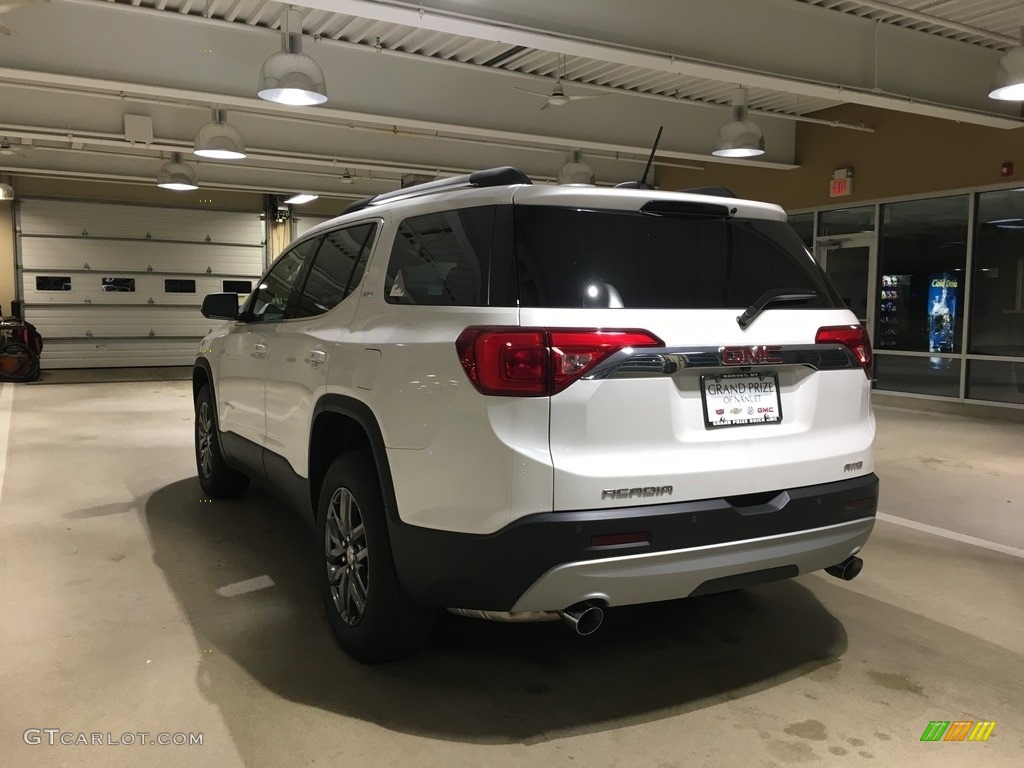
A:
17;199;265;368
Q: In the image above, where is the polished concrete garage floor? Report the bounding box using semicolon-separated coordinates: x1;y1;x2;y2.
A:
1;381;1022;768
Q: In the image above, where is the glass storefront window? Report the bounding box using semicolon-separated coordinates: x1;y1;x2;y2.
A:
966;360;1024;405
788;212;814;249
818;206;874;237
970;188;1024;356
875;355;961;398
876;196;969;354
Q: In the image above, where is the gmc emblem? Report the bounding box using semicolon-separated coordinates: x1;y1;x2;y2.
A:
720;345;783;366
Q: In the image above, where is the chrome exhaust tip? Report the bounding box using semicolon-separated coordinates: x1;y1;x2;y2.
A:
560;600;605;635
825;555;864;581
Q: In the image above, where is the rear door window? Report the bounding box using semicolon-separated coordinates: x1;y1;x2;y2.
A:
385;207;498;306
291;223;377;318
514;206;840;309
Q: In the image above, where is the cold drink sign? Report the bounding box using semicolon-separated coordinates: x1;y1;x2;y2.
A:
701;372;783;429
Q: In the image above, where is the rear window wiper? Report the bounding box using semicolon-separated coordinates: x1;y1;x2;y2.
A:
736;288;818;330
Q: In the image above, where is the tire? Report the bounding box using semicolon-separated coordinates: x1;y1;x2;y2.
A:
317;451;434;663
194;384;249;498
0;342;40;382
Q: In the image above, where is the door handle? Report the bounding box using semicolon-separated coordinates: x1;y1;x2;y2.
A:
252;343;268;359
305;350;327;367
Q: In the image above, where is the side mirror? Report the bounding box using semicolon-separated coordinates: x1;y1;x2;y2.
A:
201;293;240;320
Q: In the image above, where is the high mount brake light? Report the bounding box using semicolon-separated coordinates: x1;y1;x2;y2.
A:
455;327;664;396
816;325;873;379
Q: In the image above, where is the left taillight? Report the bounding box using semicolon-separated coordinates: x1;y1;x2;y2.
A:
455;327;664;397
816;324;873;379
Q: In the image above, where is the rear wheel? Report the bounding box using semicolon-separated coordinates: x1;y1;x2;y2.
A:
194;384;249;498
317;451;434;662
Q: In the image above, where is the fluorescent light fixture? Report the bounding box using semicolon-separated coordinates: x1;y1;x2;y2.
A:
258;9;327;106
990;27;1024;100
156;153;199;191
713;87;765;158
284;193;318;205
194;109;246;160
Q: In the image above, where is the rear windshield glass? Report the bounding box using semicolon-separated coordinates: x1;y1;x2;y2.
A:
514;206;841;309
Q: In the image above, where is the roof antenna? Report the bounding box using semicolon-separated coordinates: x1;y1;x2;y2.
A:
616;125;663;189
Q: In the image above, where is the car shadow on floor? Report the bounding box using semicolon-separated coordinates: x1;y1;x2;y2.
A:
144;478;849;744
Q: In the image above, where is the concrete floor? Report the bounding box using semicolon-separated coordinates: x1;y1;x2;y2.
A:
0;381;1021;768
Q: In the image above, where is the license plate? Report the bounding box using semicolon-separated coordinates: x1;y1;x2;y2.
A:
701;372;782;429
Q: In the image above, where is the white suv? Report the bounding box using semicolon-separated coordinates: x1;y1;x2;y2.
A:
194;167;877;662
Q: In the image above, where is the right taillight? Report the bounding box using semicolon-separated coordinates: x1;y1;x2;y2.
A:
455;326;664;397
816;324;873;379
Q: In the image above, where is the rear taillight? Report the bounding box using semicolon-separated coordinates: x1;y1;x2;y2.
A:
816;325;873;379
456;327;664;396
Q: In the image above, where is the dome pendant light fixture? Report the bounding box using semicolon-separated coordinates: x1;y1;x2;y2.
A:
558;149;596;185
194;108;246;160
712;87;765;158
989;26;1024;100
156;152;199;191
258;8;328;106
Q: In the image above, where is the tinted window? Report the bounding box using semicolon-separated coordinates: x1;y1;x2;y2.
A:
514;207;840;309
36;276;71;291
292;223;376;318
248;238;320;321
164;279;196;293
223;280;253;293
385;207;495;306
101;277;135;293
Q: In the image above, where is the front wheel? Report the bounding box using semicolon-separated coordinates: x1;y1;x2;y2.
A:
194;384;249;498
317;451;434;662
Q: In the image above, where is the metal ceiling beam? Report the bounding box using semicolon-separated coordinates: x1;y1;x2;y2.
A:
0;68;748;169
293;0;1022;128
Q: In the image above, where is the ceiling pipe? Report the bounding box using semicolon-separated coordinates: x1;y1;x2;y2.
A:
0;69;728;169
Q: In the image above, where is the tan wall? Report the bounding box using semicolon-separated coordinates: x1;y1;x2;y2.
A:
659;104;1024;211
0;201;14;316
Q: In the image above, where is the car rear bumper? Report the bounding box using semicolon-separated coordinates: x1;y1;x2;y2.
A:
387;473;878;612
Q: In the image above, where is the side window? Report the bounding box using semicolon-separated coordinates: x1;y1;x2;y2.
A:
292;223;377;318
385;207;495;306
248;238;321;321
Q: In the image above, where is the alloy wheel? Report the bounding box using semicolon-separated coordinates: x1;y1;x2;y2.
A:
197;401;214;478
325;487;369;625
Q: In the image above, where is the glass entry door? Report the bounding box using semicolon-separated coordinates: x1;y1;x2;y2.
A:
817;234;876;342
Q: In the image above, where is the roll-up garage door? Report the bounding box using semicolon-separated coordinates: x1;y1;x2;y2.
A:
16;199;265;368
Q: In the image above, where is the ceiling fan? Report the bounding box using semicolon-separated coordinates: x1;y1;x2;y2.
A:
513;54;609;110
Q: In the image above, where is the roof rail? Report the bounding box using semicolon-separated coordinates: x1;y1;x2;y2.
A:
676;186;738;198
343;166;531;215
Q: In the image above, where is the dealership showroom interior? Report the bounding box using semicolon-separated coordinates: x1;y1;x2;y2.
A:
3;0;1024;766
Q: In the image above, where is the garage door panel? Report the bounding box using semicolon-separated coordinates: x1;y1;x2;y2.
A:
22;273;252;306
40;340;204;368
19;200;263;244
20;237;263;276
28;306;223;339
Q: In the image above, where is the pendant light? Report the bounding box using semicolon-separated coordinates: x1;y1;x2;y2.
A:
712;87;765;158
156;152;199;191
258;8;328;106
194;109;246;160
989;26;1024;100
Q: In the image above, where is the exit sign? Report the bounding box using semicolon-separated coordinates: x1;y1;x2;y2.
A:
827;176;851;196
830;168;854;198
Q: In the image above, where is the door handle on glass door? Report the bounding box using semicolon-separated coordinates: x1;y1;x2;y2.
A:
306;350;327;367
252;343;268;359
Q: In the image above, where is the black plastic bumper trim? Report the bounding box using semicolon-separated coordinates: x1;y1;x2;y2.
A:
387;473;879;611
